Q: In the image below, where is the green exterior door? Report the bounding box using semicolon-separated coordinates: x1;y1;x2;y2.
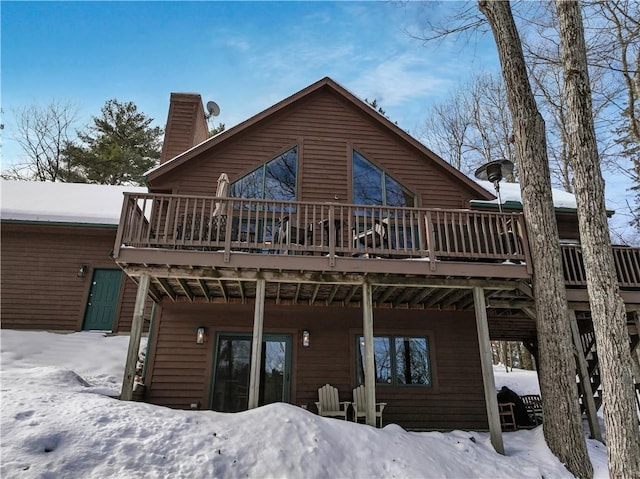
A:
83;269;122;331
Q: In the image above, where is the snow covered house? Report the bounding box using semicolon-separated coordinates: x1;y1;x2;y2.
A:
1;181;152;333
112;78;639;442
4;77;638;445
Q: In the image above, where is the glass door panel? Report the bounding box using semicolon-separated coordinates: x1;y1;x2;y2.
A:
212;334;291;412
212;335;251;412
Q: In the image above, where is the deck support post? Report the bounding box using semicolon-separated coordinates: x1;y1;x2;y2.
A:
121;274;150;401
568;309;603;441
473;287;504;454
248;278;266;409
362;280;376;427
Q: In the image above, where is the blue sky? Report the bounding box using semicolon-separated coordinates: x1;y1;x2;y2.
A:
1;1;634;239
1;1;498;165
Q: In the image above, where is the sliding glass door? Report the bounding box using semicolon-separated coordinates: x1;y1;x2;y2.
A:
212;334;291;412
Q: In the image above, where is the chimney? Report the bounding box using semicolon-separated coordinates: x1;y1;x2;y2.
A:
159;93;209;164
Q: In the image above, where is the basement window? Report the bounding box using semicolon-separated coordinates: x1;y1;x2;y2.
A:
356;335;432;387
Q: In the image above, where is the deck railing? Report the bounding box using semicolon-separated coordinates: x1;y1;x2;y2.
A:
114;193;531;267
561;244;640;288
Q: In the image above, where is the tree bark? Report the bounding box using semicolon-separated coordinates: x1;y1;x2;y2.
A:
478;2;592;477
555;2;640;477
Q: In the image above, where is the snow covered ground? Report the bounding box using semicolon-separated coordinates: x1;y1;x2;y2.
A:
1;330;609;478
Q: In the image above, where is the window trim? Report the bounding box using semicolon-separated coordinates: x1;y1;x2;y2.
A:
351;148;417;207
230;144;299;200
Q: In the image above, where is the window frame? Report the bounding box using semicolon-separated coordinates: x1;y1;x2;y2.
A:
230;145;298;201
352;149;417;207
355;334;433;388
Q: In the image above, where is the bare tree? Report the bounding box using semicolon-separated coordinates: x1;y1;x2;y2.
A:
422;89;471;171
477;1;592;477
4;101;79;181
422;73;516;176
555;2;640;476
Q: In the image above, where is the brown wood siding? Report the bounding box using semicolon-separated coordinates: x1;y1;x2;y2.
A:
150;89;479;210
160;93;208;164
0;222;146;333
145;301;487;431
556;212;580;240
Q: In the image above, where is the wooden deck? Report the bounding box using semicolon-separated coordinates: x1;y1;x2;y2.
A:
113;193;639;312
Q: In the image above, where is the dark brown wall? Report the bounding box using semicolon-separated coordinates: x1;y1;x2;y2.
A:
1;222;148;332
150;89;481;209
145;301;487;431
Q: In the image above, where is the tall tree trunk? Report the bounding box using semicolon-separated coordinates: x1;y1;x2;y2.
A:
519;342;534;371
500;340;508;371
555;2;640;477
477;2;592;477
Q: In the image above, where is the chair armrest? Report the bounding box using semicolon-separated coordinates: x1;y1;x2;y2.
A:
375;402;387;412
339;401;350;409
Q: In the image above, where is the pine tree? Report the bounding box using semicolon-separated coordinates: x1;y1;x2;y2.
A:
64;99;162;185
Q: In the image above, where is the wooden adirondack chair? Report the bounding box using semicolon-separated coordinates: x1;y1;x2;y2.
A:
314;384;349;420
352;385;386;428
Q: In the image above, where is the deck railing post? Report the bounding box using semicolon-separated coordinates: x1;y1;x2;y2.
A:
425;211;437;271
224;199;233;262
113;193;131;260
328;204;336;266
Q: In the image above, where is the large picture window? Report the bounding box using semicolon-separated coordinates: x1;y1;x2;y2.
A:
356;335;431;386
352;150;415;207
230;146;297;201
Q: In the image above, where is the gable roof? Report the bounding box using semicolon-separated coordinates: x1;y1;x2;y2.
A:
0;180;147;226
145;77;494;200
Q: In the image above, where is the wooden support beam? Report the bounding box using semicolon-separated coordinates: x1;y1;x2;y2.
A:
157;278;176;301
569;309;603;442
442;288;470;308
121;274;150;401
377;286;397;305
248;279;266;409
473;287;504;454
408;287;435;307
326;284;340;305
197;279;211;301
362;280;376;427
276;282;282;304
309;283;321;305
238;281;245;302
424;287;453;308
294;283;302;303
217;280;228;302
344;284;359;304
392;287;416;307
122;264;522;290
178;278;195;302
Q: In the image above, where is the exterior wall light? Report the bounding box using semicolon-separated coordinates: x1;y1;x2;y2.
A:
302;330;310;348
196;327;207;344
78;265;88;278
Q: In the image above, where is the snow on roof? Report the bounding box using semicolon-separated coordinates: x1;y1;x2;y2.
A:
0;180;148;225
473;180;580;210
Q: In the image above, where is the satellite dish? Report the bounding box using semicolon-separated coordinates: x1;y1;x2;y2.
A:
206;101;220;117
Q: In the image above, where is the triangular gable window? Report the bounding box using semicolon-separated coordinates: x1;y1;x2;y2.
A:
230;147;297;201
353;150;415;207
